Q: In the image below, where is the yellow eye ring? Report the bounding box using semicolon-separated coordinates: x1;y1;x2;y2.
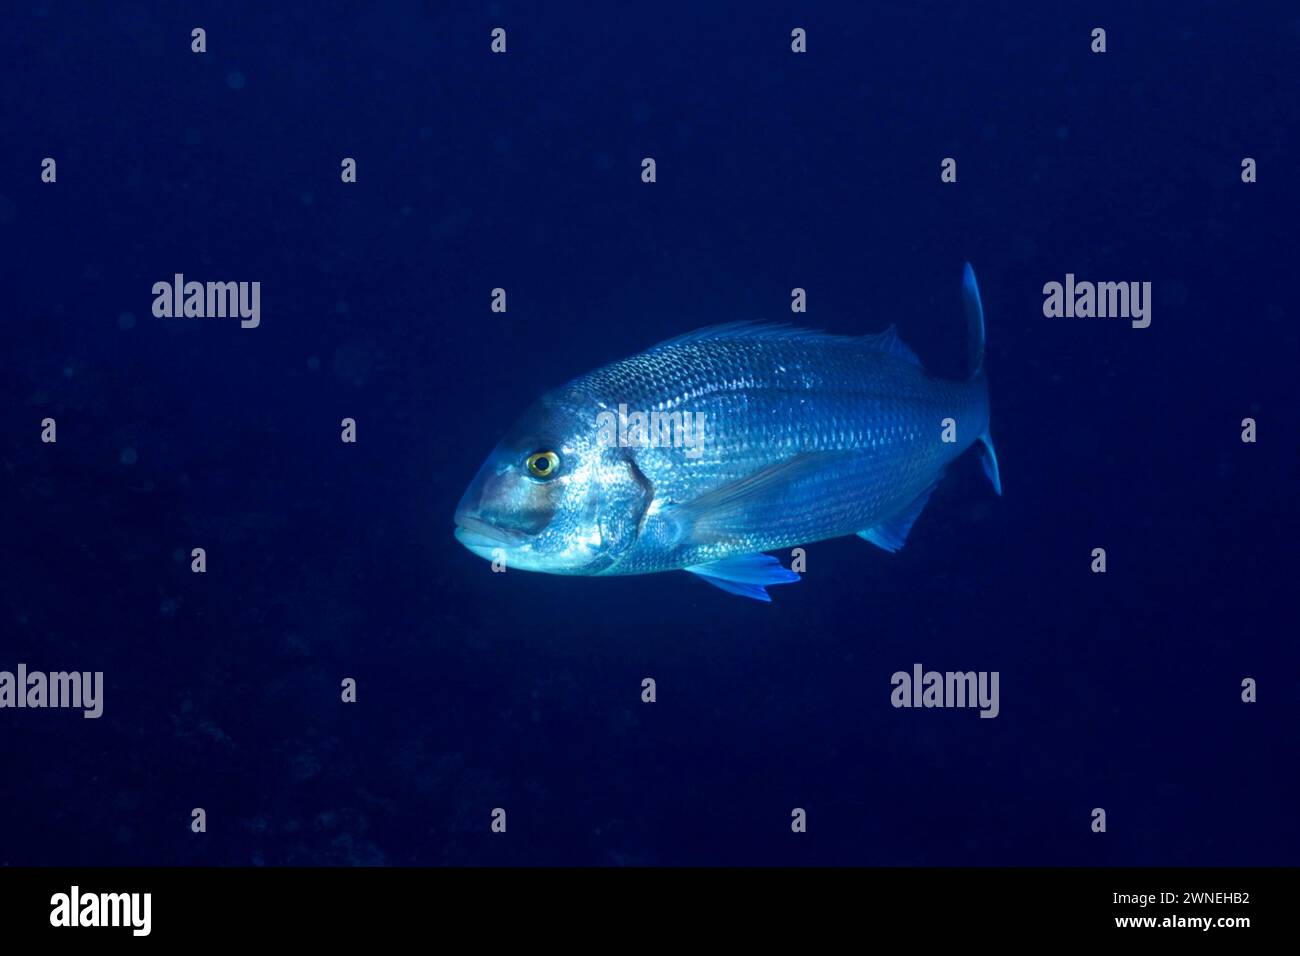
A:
526;450;561;480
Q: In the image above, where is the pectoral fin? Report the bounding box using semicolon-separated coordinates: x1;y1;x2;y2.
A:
666;451;851;545
685;553;800;602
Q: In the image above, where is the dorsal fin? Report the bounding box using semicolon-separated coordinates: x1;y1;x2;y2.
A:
650;321;922;366
863;325;922;367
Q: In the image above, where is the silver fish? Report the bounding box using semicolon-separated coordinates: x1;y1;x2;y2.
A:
455;263;1002;600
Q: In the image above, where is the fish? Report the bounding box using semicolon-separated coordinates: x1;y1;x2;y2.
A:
454;263;1002;601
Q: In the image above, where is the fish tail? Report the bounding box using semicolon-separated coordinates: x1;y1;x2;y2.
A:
962;263;1002;496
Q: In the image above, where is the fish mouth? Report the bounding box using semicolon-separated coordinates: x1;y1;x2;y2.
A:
454;512;527;551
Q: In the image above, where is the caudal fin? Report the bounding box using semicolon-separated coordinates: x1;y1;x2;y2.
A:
962;263;1002;496
977;433;1002;496
962;262;986;378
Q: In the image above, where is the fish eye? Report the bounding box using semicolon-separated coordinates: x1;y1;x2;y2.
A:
525;450;561;480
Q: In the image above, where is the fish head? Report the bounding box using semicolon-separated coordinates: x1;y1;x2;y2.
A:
454;394;650;574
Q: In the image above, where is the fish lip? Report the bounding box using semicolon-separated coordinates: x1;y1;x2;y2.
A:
453;513;526;548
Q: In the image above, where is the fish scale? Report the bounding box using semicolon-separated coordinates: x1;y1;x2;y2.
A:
455;264;1002;600
552;334;989;575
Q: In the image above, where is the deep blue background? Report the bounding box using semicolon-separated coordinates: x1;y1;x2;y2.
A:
1;1;1297;866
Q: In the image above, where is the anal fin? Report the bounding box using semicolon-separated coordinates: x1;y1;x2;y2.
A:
857;480;940;553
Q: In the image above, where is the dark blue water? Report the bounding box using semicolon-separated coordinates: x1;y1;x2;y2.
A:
2;2;1297;866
